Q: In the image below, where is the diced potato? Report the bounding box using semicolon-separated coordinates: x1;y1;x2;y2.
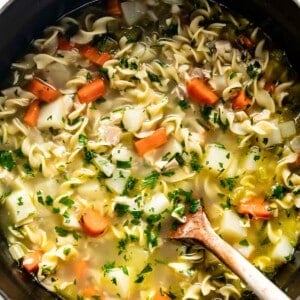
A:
258;120;282;148
37;95;73;130
5;190;36;225
219;210;247;241
243;146;260;172
234;242;255;258
111;146;132;163
271;236;294;263
122;107;146;132
106;169;131;194
144;193;170;215
203;144;231;174
93;154;115;177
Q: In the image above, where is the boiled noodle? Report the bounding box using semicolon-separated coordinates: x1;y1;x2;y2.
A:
0;0;300;299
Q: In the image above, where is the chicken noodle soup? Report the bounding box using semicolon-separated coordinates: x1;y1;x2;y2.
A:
0;0;300;299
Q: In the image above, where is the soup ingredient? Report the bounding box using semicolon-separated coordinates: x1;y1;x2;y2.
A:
80;208;109;237
23;100;40;127
27;78;60;102
231;89;251;110
107;0;122;16
77;78;106;103
187;78;219;105
237;196;274;219
22;250;42;273
80;45;112;66
134;127;168;156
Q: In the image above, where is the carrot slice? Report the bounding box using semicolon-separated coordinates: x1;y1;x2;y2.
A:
57;37;76;51
81;286;104;298
153;291;171;300
77;78;106;103
134;127;168;156
81;45;112;66
231;89;251;110
187;78;219;105
108;0;122;16
27;78;60;103
80;208;109;237
240;35;255;50
22;250;42;273
264;82;276;93
72;259;89;282
237;196;273;219
24;100;40;127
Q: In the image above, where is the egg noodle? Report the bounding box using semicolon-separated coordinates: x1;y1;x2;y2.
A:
0;0;300;299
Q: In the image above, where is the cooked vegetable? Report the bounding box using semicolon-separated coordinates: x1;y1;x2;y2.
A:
57;38;76;51
27;78;60;102
108;0;122;16
80;45;112;66
80;208;109;237
77;78;106;103
24;100;40;127
22;250;42;273
134;127;168;156
231;89;251;110
153;291;171;300
237;196;273;219
187;78;219;105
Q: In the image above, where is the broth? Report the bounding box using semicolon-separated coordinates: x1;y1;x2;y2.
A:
0;0;300;299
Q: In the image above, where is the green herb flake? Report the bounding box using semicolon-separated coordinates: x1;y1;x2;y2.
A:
23;162;34;175
55;226;69;237
147;71;161;84
178;99;190;111
114;203;130;217
103;261;115;275
220;176;239;191
0;150;15;171
272;184;286;200
239;239;249;246
59;196;74;208
135;263;152;283
142;171;160;189
116;160;131;169
78;134;88;146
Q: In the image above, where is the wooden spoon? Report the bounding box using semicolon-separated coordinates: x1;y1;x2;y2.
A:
171;209;290;300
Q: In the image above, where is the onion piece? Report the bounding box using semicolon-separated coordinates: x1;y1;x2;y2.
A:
278;120;296;138
121;1;147;26
290;135;300;153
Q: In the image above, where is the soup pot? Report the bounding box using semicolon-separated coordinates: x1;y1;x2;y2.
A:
0;0;300;299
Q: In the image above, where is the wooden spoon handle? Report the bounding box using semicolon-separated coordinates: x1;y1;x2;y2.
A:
203;224;290;300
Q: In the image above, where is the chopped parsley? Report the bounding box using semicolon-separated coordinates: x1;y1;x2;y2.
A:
0;150;15;171
83;147;96;163
55;226;69;237
272;184;287;200
220;176;239;191
122;176;138;196
178;99;190;111
59;196;74;208
116;160;131;169
78;134;88;146
239;239;249;246
114;203;130;217
147;71;161;83
142;171;160;189
135;263;153;283
246;61;261;79
22;162;34;175
190;151;202;172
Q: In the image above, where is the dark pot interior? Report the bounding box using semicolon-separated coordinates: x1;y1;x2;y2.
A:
0;0;300;299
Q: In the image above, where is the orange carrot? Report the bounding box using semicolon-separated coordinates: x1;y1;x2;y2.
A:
237;196;273;219
108;0;122;16
24;100;40;127
81;45;112;66
240;35;255;50
81;286;104;298
77;78;106;103
153;291;171;300
22;250;42;273
80;208;109;237
134;127;168;156
231;89;251;110
187;78;219;105
72;259;89;282
27;78;60;103
57;37;76;51
264;82;276;94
